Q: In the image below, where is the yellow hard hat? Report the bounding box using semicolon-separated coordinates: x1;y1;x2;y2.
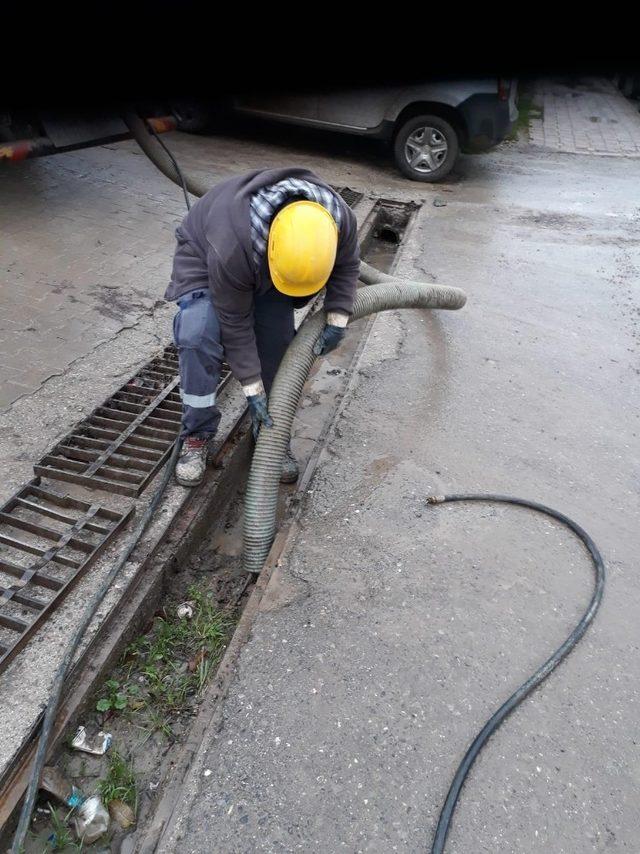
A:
268;200;338;297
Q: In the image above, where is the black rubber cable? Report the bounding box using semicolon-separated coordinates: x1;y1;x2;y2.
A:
146;122;192;210
11;438;183;852
426;494;605;854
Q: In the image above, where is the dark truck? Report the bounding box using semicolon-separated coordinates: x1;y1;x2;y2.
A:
0;107;195;163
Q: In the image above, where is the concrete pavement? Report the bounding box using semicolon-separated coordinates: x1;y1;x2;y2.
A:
157;145;640;851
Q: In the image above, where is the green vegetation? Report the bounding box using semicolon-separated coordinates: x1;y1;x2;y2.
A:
122;585;231;717
97;751;137;813
42;585;233;851
44;804;82;852
92;584;232;738
507;91;543;142
95;680;128;714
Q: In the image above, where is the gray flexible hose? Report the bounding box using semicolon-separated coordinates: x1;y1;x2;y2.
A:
123;112;210;199
243;280;467;573
119;115;467;574
358;259;398;284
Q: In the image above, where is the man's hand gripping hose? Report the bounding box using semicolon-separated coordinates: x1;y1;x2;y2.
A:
313;310;349;356
243;379;274;440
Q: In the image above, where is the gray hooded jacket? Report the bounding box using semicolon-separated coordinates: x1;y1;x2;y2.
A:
165;167;360;385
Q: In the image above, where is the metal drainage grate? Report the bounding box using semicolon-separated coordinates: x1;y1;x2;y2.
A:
35;345;231;497
337;187;364;209
0;479;133;675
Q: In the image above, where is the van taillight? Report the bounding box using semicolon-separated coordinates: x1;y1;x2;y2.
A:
498;79;509;100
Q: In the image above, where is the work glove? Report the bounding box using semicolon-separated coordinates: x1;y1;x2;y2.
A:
312;311;349;357
243;380;274;440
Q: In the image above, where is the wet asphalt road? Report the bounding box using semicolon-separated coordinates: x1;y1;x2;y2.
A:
158;143;640;853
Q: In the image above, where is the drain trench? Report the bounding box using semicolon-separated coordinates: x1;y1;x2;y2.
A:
2;188;417;849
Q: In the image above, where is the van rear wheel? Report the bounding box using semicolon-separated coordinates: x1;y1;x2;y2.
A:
393;114;459;182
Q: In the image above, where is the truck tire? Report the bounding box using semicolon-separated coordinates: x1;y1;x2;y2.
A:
393;114;459;182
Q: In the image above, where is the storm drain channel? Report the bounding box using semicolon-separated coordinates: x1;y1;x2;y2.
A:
0;190;425;847
0;346;231;681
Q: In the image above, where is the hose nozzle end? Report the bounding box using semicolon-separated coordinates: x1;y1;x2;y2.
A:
427;495;446;505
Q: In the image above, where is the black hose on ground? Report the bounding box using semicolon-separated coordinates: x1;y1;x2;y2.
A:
426;494;605;853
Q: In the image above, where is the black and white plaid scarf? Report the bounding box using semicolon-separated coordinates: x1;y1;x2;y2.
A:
249;178;342;268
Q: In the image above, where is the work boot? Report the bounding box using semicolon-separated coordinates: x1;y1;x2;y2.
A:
175;436;208;487
280;444;299;484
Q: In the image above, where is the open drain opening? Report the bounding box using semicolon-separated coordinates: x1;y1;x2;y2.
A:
361;200;419;274
377;225;401;244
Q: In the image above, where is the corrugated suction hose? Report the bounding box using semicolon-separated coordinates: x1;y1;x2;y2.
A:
123;111;209;199
120;113;468;574
242;280;467;573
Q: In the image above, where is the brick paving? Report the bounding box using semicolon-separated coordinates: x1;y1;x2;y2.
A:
0;131;415;504
529;77;640;156
0;128;426;415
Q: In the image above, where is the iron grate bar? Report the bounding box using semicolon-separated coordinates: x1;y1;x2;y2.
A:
25;483;123;521
14;497;111;535
0;587;45;611
33;466;140;498
0;560;64;591
335;186;364;209
0;614;28;633
34;344;233;496
0;533;80;567
0;479;133;675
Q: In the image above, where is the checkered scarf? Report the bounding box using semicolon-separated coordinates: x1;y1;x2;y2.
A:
249;178;342;268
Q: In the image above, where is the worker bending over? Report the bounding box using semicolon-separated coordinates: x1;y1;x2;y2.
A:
165;167;361;487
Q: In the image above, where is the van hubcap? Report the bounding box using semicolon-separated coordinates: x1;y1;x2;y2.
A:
404;126;448;173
